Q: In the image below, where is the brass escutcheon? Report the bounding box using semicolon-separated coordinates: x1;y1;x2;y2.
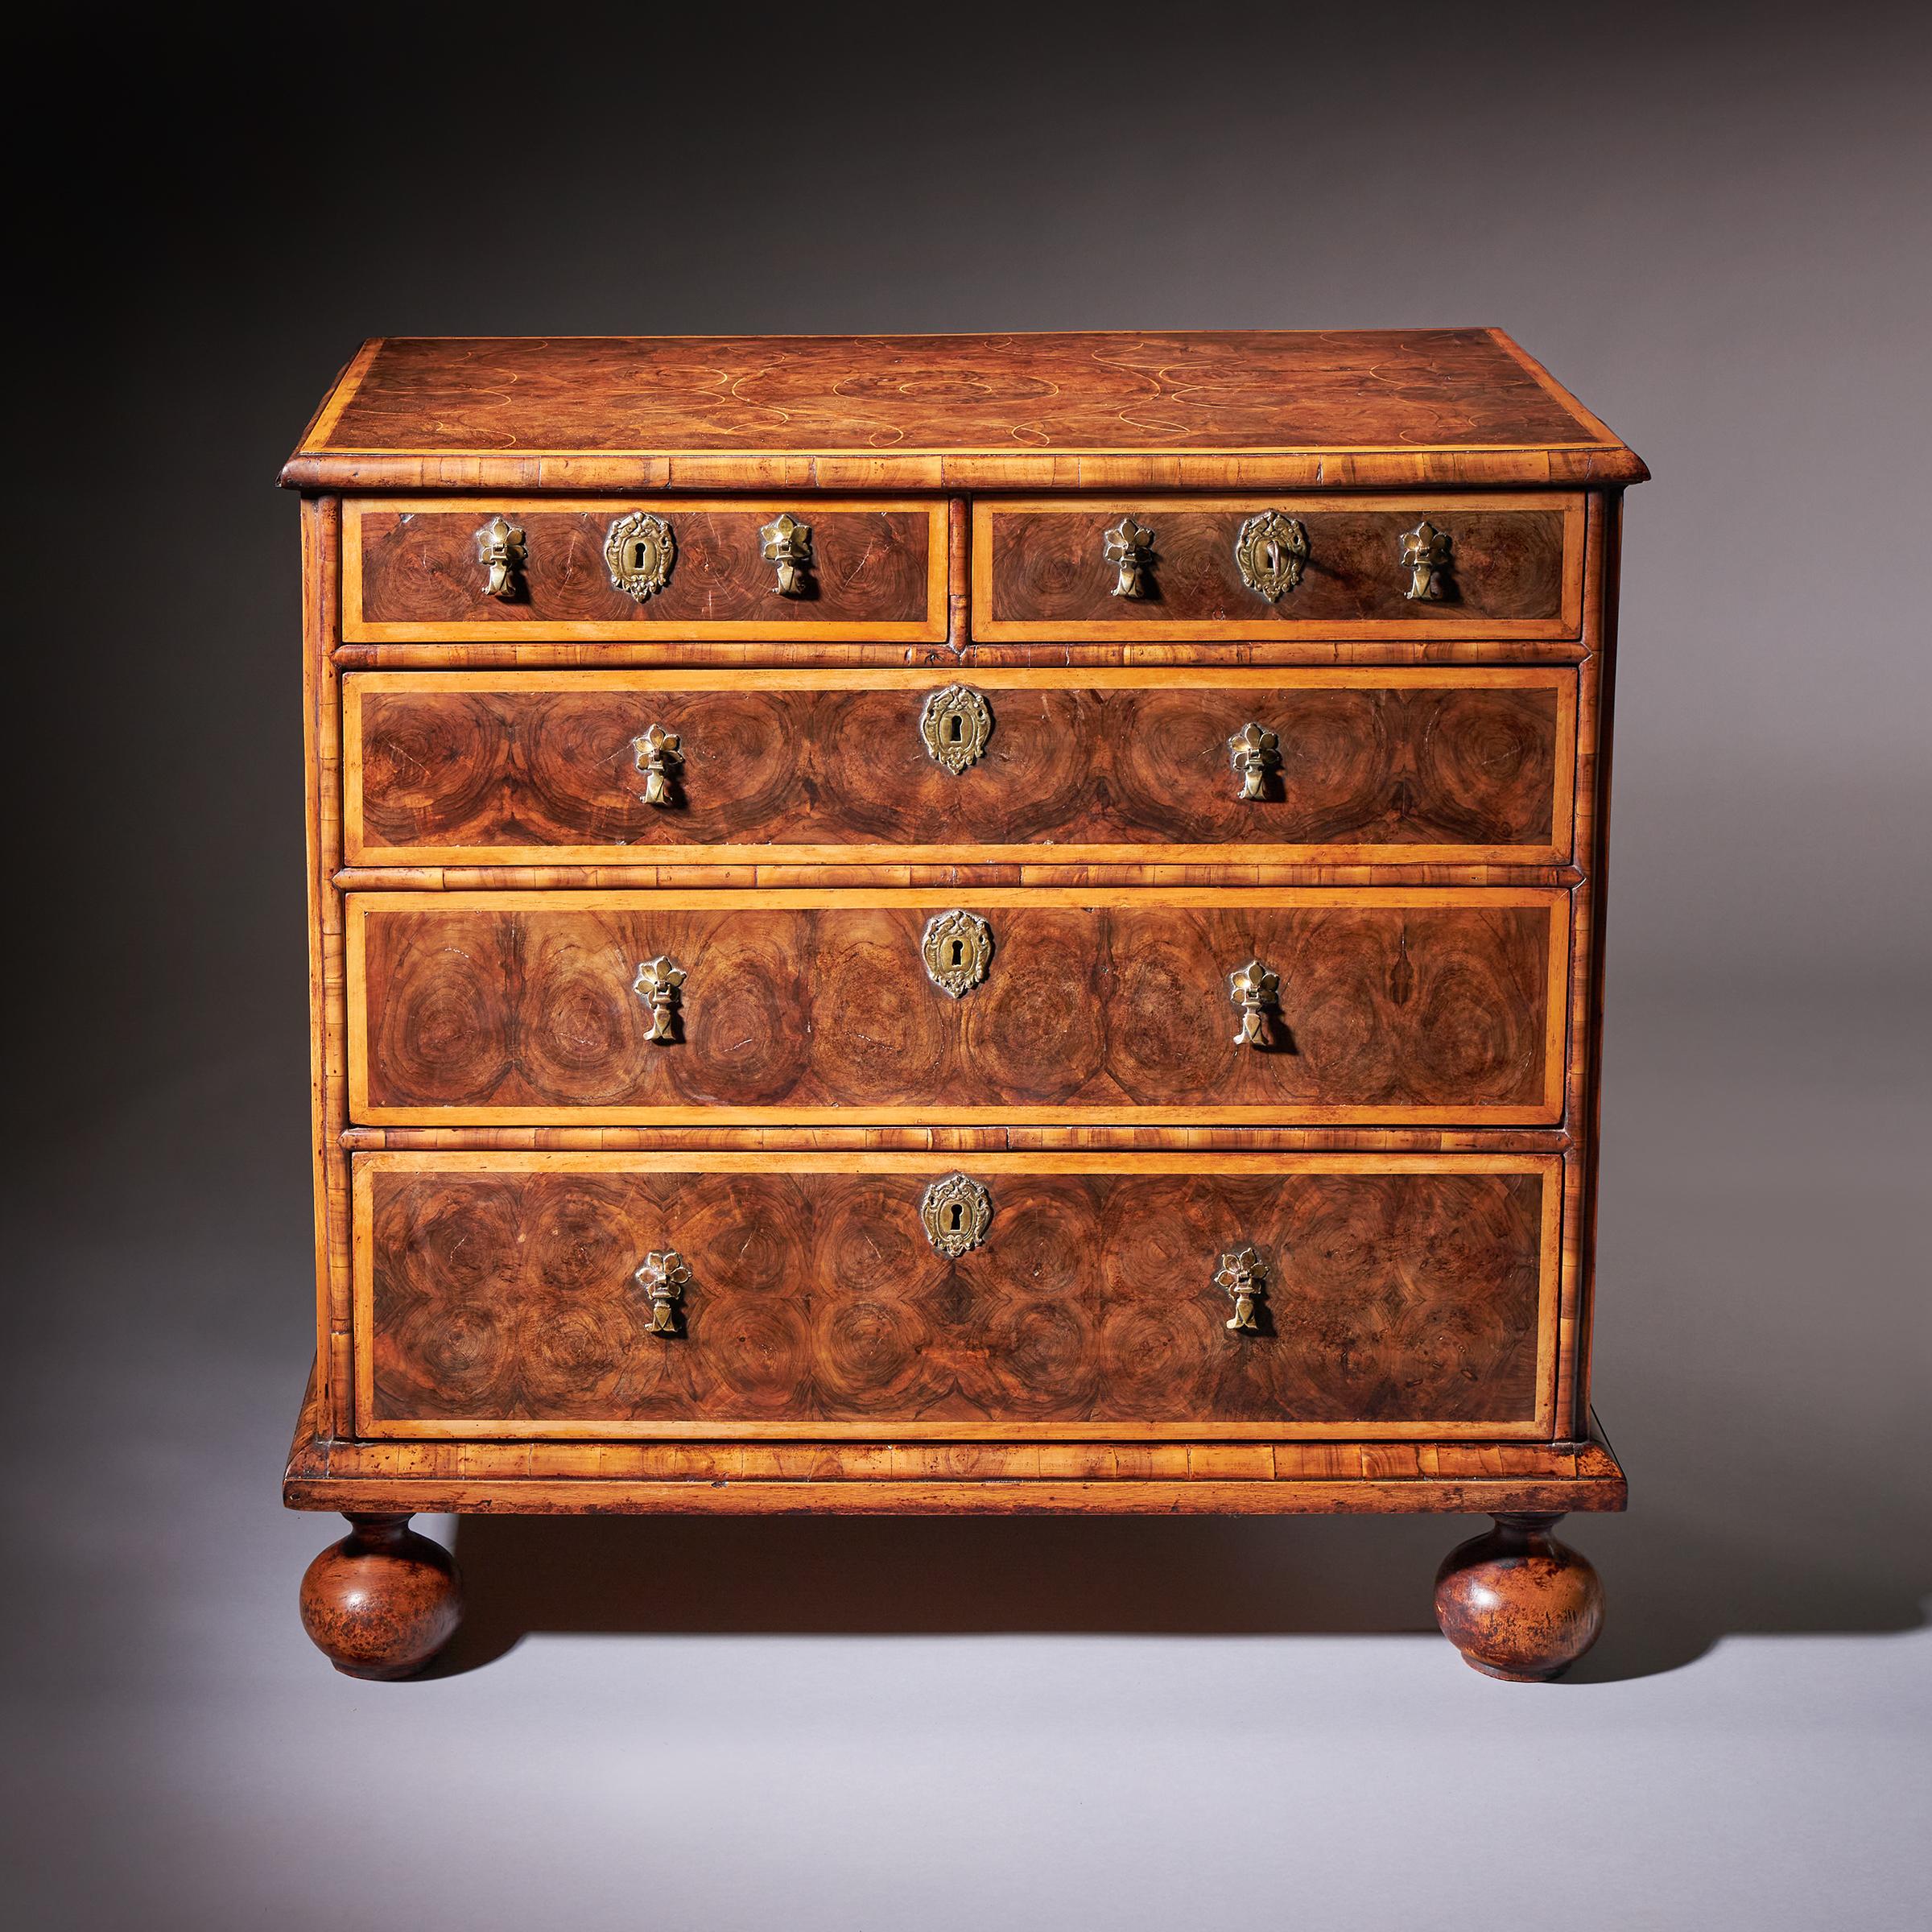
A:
1233;510;1309;602
633;723;682;807
632;954;687;1043
1228;721;1280;800
919;683;994;774
920;1173;993;1257
636;1249;691;1336
1400;519;1451;601
1215;1245;1266;1333
1228;958;1280;1048
605;510;676;601
1102;515;1156;599
759;513;814;597
475;515;526;600
922;910;993;998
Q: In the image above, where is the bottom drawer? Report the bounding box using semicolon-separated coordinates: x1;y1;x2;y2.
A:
354;1153;1562;1441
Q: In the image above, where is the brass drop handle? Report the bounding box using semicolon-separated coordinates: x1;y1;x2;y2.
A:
475;516;526;600
1103;515;1155;600
760;513;814;597
1228;958;1280;1048
1234;510;1308;601
1215;1245;1266;1333
632;955;687;1042
1228;722;1279;800
636;1249;690;1336
633;724;682;807
1400;519;1451;601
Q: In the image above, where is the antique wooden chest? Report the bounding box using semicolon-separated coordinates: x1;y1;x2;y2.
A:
283;330;1645;1680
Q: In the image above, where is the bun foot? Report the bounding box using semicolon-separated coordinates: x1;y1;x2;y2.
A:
1434;1513;1604;1681
299;1513;462;1680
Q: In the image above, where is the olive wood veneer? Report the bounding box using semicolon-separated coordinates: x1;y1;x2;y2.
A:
344;668;1575;870
345;888;1569;1126
283;331;1642;1682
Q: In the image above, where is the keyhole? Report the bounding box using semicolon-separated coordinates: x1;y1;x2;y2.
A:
950;939;964;966
948;1203;964;1232
947;713;963;742
630;541;648;570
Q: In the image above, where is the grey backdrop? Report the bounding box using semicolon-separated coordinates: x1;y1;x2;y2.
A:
9;5;1929;1928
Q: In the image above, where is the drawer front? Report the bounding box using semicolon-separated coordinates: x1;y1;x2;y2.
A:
354;1152;1560;1439
342;497;948;642
974;495;1584;641
346;888;1567;1125
345;668;1575;867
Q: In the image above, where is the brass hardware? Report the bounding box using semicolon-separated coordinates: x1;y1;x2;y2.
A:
1228;958;1280;1048
1228;721;1279;800
636;1249;691;1336
1102;515;1155;599
475;515;526;600
759;513;814;597
922;910;993;998
604;510;676;601
1215;1246;1266;1333
920;1172;993;1256
1400;519;1451;601
1233;510;1309;601
919;684;994;774
632;723;682;807
631;955;687;1042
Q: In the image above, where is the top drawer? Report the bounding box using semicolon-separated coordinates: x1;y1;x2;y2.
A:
973;495;1584;642
342;497;950;643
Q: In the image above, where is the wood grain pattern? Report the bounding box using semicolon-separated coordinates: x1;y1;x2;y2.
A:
285;1360;1629;1513
345;889;1567;1125
353;1154;1557;1437
344;498;946;642
343;668;1572;867
283;331;1646;494
976;497;1583;640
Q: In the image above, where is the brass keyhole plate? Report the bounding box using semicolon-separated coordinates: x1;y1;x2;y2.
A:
919;684;994;774
919;1172;993;1256
921;910;993;997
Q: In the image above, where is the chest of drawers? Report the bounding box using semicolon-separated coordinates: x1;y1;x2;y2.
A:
283;330;1644;1682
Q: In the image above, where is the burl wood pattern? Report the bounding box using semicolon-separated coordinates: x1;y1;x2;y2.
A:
364;1166;1546;1430
351;894;1560;1121
298;1513;462;1678
308;332;1609;456
983;503;1571;630
1433;1514;1605;1680
347;675;1566;861
351;505;934;630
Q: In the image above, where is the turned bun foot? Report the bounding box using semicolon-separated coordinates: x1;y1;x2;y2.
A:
1434;1513;1604;1681
299;1513;462;1679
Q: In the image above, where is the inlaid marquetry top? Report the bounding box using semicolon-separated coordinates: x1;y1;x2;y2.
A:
283;329;1645;493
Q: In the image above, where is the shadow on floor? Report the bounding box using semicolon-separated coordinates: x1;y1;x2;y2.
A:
423;989;1932;1685
427;1502;1930;1684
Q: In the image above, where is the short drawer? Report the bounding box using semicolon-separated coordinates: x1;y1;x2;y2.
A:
345;888;1568;1125
353;1151;1562;1439
344;668;1575;868
973;494;1584;641
342;497;949;642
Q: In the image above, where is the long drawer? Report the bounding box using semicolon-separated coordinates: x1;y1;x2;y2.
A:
353;1152;1563;1439
344;668;1575;868
973;494;1585;641
345;888;1569;1125
342;497;949;642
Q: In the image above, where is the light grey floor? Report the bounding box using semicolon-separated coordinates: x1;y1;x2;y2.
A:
5;982;1927;1931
